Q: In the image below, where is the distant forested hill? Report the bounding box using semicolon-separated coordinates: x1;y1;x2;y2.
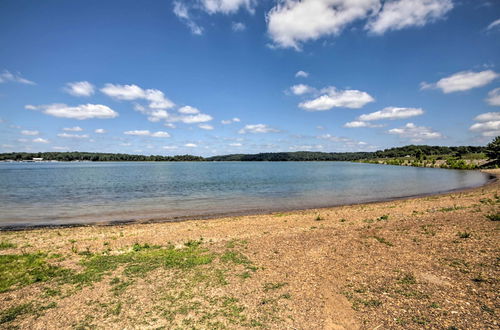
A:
0;152;204;161
0;145;487;162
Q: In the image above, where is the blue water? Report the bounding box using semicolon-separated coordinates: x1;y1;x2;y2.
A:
0;162;491;227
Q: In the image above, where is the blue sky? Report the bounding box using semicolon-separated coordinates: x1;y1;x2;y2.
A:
0;0;499;156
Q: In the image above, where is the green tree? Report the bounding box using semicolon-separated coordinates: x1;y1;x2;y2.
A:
485;136;500;160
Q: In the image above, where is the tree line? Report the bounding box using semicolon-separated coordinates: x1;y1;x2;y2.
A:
1;138;498;162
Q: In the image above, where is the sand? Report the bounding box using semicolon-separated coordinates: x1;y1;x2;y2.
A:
0;169;498;329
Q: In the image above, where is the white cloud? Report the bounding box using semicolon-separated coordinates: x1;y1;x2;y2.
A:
169;113;213;124
238;124;280;134
17;138;28;143
470;112;500;137
63;126;84;132
32;138;49;143
366;0;453;35
229;143;242;146
151;131;171;138
134;104;169;122
26;103;118;120
289;144;324;150
421;70;499;93
358;107;424;121
101;83;175;109
123;130;171;138
201;0;256;14
290;84;314;95
64;81;95;97
486;18;500;31
299;87;374;111
343;121;383;128
94;128;107;134
162;146;178;150
164;123;177;128
173;1;204;35
185;143;198;147
21;130;39;136
199;124;214;130
57;133;89;139
124;130;151;136
178;105;200;114
388;122;443;142
266;0;380;49
0;70;36;85
221;117;240;124
475;112;500;122
295;70;309;78
52;146;69;151
232;22;246;31
486;88;500;106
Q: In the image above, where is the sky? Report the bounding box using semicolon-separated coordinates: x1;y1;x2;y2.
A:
0;0;499;156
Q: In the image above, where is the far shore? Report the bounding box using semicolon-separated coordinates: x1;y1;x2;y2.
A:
0;169;498;329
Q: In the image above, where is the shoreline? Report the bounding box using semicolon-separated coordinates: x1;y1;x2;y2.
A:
1;169;497;232
0;169;498;328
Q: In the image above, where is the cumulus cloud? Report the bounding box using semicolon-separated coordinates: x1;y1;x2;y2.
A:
238;124;280;134
162;146;178;150
123;130;170;138
0;70;36;85
221;117;241;124
266;0;380;49
200;0;256;14
26;103;118;120
486;88;500;106
232;22;246;31
299;87;374;111
102;84;175;109
173;1;204;35
343;121;383;128
366;0;453;35
198;124;214;130
290;84;314;95
57;133;89;139
486;18;500;31
21;130;39;136
359;107;424;121
421;70;499;93
295;70;309;78
388;123;443;142
64;81;95;97
63;126;83;132
470;112;500;137
184;143;198;147
94;128;107;134
32;138;49;143
178;106;200;114
169;113;213;124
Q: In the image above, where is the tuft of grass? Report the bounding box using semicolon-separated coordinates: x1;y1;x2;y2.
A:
315;214;324;221
399;273;417;285
0;241;16;250
263;282;287;291
378;215;389;221
0;303;33;324
0;253;70;293
486;213;500;221
220;250;251;265
457;231;472;239
371;236;393;247
339;218;347;222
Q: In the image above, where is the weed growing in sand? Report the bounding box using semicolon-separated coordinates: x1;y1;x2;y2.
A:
378;215;389;221
340;218;347;222
457;231;472;239
0;241;16;250
315;214;324;221
263;282;287;291
486;213;500;221
372;236;393;247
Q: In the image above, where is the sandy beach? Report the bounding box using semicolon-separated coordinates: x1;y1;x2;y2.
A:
0;169;498;329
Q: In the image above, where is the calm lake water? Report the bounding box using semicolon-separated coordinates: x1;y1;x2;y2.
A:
0;161;491;228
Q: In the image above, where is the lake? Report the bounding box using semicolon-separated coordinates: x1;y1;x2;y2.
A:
0;161;491;228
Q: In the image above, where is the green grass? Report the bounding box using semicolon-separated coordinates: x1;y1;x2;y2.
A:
263;282;287;291
0;253;69;293
0;241;16;250
220;250;251;265
371;236;393;247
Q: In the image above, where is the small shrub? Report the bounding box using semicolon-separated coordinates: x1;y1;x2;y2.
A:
458;231;472;239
